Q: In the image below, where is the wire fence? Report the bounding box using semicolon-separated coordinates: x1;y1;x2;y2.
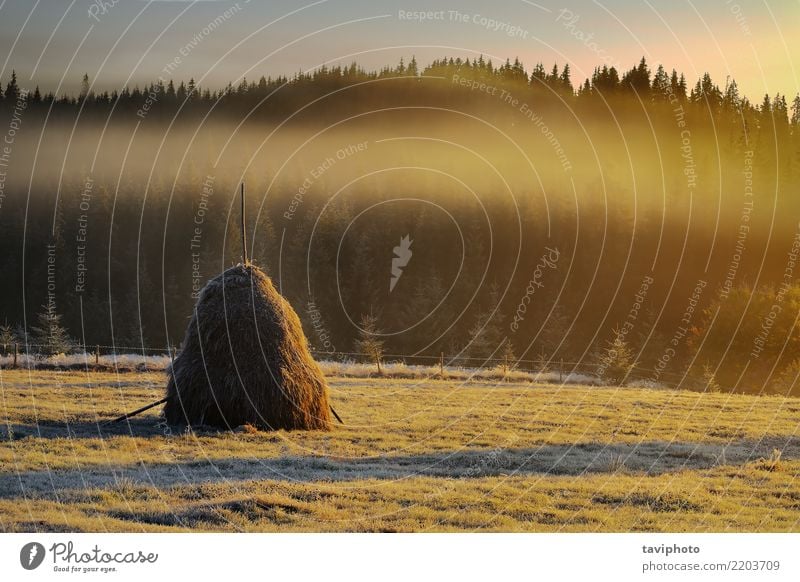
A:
0;341;697;386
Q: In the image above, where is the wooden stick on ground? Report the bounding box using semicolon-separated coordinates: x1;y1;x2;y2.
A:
105;399;342;427
103;397;169;426
329;404;344;425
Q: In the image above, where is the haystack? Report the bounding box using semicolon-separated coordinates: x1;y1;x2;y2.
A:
164;263;332;430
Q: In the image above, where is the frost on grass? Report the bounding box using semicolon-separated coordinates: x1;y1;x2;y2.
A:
0;353;607;386
1;371;798;532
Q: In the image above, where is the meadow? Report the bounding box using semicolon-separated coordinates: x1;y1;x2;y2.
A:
1;368;798;532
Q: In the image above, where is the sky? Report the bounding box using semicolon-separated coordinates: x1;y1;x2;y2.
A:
0;0;797;101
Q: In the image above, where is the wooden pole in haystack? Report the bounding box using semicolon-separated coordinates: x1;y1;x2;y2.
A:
440;352;444;376
240;182;248;266
13;343;17;368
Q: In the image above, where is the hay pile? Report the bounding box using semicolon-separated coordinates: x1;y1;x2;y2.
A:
164;263;332;430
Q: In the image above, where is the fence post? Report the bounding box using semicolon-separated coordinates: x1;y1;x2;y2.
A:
95;345;99;365
559;358;563;383
13;343;18;369
440;352;444;376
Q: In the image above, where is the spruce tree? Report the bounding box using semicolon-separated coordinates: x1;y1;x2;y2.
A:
652;64;670;98
559;63;572;93
500;340;516;372
355;313;384;371
407;56;418;76
4;70;19;101
791;94;800;125
0;322;14;354
31;306;73;356
702;363;721;393
597;328;634;385
466;286;505;363
80;73;90;101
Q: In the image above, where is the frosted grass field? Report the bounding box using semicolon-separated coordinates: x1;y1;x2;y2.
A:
1;368;798;532
0;352;602;385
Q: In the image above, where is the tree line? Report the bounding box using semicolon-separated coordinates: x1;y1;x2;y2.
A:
0;56;796;124
1;56;800;396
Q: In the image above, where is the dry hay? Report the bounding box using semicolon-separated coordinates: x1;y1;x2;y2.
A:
164;264;331;430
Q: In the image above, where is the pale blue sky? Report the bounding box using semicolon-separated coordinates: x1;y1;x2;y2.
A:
0;0;797;100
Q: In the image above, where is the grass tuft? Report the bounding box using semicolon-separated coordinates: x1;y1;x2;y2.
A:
755;448;784;472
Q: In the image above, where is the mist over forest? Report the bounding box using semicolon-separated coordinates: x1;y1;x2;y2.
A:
1;56;799;395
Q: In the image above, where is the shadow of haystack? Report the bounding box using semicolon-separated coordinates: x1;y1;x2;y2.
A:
164;264;331;431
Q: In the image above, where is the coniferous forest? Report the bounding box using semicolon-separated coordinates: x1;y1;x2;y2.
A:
2;56;800;395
